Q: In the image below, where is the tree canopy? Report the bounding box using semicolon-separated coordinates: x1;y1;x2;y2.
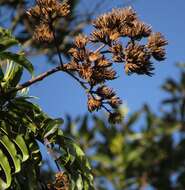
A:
1;1;183;190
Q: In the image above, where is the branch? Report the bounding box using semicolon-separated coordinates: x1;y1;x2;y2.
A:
6;64;88;95
7;65;63;95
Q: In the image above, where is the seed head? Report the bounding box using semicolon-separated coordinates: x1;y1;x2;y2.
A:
88;96;102;112
96;85;116;99
124;43;153;75
66;7;167;120
74;34;89;49
121;20;152;39
47;172;69;190
27;0;70;43
33;23;53;42
108;112;122;124
109;96;122;108
147;32;168;61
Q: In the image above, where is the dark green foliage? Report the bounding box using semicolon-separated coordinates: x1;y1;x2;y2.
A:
0;27;94;189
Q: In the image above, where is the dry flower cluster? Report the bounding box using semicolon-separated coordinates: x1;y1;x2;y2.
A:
27;0;167;123
47;172;69;190
27;0;70;42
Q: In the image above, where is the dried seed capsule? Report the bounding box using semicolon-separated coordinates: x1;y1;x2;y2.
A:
87;96;101;112
96;85;116;99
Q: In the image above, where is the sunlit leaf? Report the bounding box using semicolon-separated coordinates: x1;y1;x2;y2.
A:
0;52;34;76
13;135;29;162
0;149;11;189
0;135;21;173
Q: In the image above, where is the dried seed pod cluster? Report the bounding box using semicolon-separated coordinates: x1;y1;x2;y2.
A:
27;0;70;42
27;3;167;123
67;7;167;122
47;172;69;190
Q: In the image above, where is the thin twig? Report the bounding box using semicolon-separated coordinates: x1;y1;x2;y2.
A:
102;104;112;114
48;16;64;67
52;28;64;67
100;50;111;54
64;70;88;90
94;44;106;53
48;15;88;90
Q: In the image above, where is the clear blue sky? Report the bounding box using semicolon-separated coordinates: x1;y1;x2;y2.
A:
30;0;185;120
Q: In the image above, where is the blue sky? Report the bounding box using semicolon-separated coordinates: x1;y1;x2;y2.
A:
29;0;185;120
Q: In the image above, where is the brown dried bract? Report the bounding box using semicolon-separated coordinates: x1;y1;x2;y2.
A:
27;0;70;43
88;96;102;112
74;34;89;49
47;172;69;190
96;85;116;99
124;43;153;75
33;23;53;42
147;32;168;61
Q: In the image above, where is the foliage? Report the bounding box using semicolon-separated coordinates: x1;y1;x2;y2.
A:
0;27;94;190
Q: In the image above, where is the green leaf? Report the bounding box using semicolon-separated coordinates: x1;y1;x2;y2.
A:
0;149;11;189
76;174;83;190
125;111;141;129
91;154;112;164
2;61;23;89
13;135;29;162
0;38;19;52
0;64;4;82
29;141;42;165
60;137;94;189
0;27;19;52
0;135;21;173
43;118;64;138
0;52;34;76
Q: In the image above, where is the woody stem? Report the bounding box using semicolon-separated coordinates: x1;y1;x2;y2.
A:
6;66;63;95
49;18;88;90
49;19;64;67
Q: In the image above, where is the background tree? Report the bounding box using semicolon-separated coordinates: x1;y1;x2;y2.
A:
62;63;185;190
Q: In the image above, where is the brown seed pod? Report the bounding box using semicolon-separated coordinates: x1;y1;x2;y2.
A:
147;32;168;61
87;96;102;112
96;85;116;99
